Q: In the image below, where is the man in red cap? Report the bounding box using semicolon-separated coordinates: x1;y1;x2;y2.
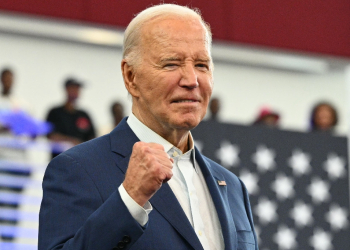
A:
253;106;280;127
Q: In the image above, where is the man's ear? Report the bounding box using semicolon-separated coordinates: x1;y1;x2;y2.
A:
121;59;139;97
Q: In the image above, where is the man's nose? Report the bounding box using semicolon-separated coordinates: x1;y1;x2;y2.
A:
179;64;199;88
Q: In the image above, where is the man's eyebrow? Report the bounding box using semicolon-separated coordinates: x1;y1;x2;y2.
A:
195;58;211;62
160;57;182;62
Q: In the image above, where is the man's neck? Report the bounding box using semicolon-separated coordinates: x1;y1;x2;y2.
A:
64;101;76;112
1;90;10;97
132;110;190;153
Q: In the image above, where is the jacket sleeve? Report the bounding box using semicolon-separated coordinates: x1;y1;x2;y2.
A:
38;153;144;250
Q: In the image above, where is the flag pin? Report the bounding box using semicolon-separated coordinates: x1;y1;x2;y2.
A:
217;180;226;186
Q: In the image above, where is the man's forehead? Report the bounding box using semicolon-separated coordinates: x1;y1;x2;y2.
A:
141;18;209;48
142;15;206;38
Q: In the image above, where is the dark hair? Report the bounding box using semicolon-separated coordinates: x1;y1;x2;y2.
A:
1;68;13;79
310;101;338;131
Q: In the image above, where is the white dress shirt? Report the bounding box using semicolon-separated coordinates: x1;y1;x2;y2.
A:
119;114;224;250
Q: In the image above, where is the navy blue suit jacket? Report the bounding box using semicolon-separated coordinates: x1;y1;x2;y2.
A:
39;118;258;250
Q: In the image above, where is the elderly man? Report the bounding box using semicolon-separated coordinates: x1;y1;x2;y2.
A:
39;4;258;250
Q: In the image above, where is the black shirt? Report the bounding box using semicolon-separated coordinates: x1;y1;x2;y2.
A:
46;105;96;157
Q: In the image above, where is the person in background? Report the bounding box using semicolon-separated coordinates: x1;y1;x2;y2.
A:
1;68;13;101
99;101;126;136
39;4;258;250
0;67;32;133
208;97;220;121
0;68;13;132
46;78;96;158
111;101;125;127
310;101;338;133
0;68;22;113
253;106;280;128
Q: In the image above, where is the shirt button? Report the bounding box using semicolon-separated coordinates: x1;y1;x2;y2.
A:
198;230;202;236
173;151;179;157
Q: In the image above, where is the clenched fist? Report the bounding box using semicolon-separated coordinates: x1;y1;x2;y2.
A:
123;142;174;207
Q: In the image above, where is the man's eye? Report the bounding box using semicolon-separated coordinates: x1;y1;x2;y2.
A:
196;63;208;69
164;64;178;69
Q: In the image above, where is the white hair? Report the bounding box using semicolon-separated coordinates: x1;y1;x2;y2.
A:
122;4;212;68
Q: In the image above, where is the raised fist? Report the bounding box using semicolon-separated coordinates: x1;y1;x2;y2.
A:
123;142;174;207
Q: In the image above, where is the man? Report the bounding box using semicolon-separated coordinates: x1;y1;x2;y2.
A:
0;68;21;114
0;68;13;132
1;68;13;99
111;101;125;127
208;97;221;121
252;107;280;128
39;4;258;250
0;68;32;133
46;78;96;158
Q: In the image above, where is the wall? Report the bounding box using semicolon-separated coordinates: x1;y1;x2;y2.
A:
0;32;347;136
0;0;350;57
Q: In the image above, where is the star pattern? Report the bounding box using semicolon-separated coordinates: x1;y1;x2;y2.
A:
271;173;295;200
309;228;333;250
290;201;313;228
323;153;346;181
254;197;278;225
239;169;260;195
288;149;311;176
252;145;276;172
273;225;297;250
307;177;330;204
325;204;349;231
215;140;240;168
191;123;350;250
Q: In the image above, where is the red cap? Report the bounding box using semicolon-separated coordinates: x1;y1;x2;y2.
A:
256;107;280;122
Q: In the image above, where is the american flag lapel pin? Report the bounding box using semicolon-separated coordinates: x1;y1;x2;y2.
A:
217;180;226;186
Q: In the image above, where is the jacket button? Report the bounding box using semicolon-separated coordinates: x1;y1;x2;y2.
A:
113;241;125;249
117;241;126;249
123;235;131;243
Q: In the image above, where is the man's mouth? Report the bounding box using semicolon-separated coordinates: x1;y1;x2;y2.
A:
173;100;197;103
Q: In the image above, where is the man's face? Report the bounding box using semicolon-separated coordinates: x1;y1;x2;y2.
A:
210;98;220;115
1;72;13;92
315;105;334;130
129;16;213;135
65;85;81;102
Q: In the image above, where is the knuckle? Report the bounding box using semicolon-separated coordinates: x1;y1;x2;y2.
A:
132;142;142;151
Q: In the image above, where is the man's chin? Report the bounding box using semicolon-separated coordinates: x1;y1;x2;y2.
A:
172;118;202;131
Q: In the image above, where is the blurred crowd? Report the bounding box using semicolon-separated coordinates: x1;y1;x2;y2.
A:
0;67;126;158
0;66;341;158
208;96;339;133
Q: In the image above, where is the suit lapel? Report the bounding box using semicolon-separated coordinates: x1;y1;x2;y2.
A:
150;184;204;250
109;118;203;250
110;118;139;173
195;147;237;250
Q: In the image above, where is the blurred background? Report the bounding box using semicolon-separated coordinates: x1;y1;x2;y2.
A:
0;1;349;249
